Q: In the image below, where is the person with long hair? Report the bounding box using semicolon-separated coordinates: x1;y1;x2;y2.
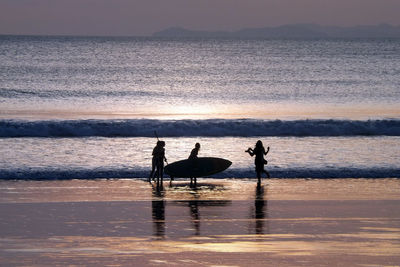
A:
246;140;270;184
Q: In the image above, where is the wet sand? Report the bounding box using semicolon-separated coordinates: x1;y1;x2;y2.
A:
1;178;400;266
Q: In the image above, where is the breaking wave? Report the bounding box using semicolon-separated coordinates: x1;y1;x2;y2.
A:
0;167;399;180
1;119;400;137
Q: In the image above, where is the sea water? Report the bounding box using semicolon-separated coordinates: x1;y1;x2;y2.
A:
1;35;400;179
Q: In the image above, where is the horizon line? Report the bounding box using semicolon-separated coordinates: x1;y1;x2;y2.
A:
1;23;400;38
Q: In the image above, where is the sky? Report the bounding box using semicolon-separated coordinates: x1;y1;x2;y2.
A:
1;0;400;36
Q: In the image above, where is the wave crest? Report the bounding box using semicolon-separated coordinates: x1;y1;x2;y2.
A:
1;119;400;137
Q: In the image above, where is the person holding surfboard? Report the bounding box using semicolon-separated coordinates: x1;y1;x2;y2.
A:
189;143;201;159
149;140;167;183
246;140;270;184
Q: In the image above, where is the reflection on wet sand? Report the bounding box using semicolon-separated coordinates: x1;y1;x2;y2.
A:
1;179;400;266
152;185;166;238
251;184;269;235
145;181;400;266
188;198;200;236
152;182;232;237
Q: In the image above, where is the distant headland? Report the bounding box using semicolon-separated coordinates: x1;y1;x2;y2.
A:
153;24;400;39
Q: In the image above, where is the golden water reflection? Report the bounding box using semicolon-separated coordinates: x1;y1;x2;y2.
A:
2;178;400;204
1;179;400;265
149;181;274;239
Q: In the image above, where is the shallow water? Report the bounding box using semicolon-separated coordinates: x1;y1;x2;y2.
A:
1;136;400;179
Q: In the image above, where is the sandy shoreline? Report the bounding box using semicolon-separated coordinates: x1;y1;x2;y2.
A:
1;178;400;266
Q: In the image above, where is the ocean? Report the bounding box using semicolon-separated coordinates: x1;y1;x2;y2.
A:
1;35;400;266
1;35;400;180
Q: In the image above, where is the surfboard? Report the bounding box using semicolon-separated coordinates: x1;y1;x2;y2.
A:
164;157;232;178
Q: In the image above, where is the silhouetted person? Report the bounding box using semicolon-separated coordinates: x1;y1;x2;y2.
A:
188;143;201;187
149;141;167;185
246;140;270;185
189;142;200;159
149;141;160;182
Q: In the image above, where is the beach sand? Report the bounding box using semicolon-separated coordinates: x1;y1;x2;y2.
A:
1;178;400;266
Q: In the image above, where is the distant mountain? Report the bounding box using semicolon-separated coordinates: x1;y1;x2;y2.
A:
153;24;400;38
152;27;231;38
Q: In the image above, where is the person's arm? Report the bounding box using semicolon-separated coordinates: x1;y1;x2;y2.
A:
264;146;270;155
161;149;167;163
245;148;255;156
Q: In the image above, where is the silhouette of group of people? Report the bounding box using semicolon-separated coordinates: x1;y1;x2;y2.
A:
149;140;270;185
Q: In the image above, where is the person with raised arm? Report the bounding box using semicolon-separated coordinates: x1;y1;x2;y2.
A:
246;140;270;184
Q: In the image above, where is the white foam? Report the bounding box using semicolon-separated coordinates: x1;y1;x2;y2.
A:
1;119;400;137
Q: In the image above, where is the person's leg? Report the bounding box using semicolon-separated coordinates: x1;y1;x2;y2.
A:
155;166;160;184
149;158;157;181
149;162;155;182
160;166;164;184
